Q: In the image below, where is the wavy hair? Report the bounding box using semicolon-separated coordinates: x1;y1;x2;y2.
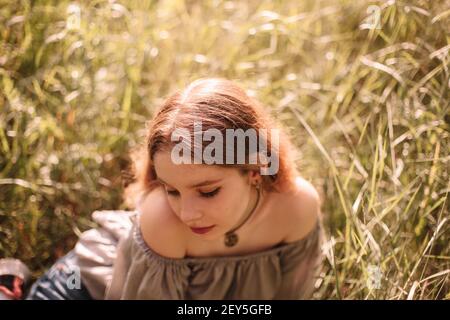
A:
123;78;299;208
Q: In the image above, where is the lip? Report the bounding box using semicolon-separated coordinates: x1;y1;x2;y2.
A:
190;225;216;234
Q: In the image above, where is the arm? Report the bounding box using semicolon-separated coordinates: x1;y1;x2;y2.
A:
273;222;323;299
73;210;135;300
274;178;324;299
104;230;133;299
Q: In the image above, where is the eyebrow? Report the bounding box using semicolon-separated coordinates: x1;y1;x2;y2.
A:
156;177;222;189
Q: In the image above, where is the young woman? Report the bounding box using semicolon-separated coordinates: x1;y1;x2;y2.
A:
19;78;324;300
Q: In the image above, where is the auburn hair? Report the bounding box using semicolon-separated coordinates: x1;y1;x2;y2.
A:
123;78;299;208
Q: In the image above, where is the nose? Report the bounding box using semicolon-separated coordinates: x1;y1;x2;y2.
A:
179;198;203;223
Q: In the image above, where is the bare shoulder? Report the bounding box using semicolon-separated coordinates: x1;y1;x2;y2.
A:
281;177;321;243
138;186;187;258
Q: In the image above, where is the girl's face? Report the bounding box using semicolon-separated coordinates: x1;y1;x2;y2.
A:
153;151;259;242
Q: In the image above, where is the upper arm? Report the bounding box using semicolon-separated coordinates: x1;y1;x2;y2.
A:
275;178;323;299
138;186;187;258
283;177;321;243
105;233;133;299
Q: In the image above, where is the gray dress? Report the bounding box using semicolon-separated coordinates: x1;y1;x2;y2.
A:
73;210;324;300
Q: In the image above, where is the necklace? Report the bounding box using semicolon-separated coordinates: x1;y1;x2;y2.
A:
224;185;261;247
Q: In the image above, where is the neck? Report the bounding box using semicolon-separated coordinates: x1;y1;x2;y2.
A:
228;186;261;234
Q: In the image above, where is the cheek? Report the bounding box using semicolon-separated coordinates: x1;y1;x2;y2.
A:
215;187;248;219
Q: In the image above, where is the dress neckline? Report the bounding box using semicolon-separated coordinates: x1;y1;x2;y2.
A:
133;215;321;265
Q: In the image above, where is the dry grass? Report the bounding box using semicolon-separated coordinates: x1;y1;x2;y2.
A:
0;0;448;299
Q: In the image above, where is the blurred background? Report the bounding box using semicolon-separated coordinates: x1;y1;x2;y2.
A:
0;0;448;299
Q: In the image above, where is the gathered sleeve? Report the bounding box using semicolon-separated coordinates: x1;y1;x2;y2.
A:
104;230;134;299
73;210;135;300
273;222;324;299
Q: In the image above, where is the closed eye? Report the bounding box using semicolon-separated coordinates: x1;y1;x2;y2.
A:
165;187;221;198
200;187;221;198
166;190;180;197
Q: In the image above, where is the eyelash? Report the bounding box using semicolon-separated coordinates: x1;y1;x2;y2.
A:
201;187;221;198
166;188;221;198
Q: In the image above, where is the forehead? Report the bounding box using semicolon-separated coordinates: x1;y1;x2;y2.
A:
153;151;239;185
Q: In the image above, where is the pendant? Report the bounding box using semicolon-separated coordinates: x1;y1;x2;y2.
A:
224;232;238;247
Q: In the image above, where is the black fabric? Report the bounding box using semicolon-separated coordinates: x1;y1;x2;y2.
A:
0;275;16;289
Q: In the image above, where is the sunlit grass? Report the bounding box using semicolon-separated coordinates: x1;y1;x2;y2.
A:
0;0;448;299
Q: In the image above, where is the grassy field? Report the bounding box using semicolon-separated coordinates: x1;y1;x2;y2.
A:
0;0;449;299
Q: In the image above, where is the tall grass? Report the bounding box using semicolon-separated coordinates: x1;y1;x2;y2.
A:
0;0;448;299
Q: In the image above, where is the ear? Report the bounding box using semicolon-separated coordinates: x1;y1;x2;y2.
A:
246;169;261;185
